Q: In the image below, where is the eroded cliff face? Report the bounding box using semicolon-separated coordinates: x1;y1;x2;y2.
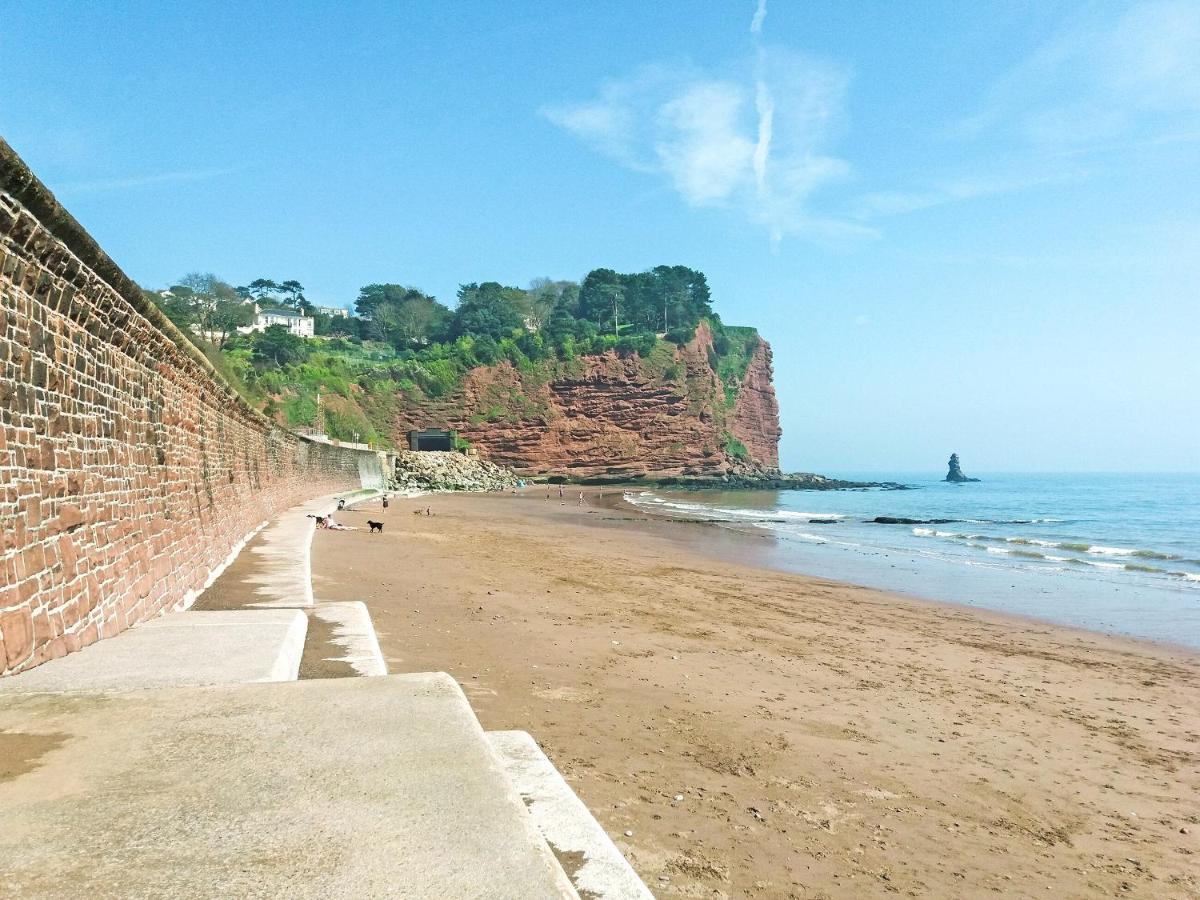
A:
383;322;782;481
729;339;782;470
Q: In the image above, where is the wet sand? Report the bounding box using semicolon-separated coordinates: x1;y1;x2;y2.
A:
311;488;1199;899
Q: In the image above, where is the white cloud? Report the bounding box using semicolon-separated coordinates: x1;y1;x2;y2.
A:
656;82;755;203
541;49;862;241
956;0;1200;150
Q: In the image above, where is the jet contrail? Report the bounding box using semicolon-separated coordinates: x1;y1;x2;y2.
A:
750;0;767;35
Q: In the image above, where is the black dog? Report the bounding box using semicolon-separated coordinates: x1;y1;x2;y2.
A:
367;520;384;533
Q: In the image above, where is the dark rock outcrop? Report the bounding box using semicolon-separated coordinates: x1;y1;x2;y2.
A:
945;453;980;483
872;517;959;525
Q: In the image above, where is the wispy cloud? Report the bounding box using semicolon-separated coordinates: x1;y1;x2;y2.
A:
854;170;1088;220
955;0;1200;150
57;166;243;195
750;0;767;37
853;4;1199;223
541;3;866;242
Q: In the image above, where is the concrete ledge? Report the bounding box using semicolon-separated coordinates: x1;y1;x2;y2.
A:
489;731;655;900
306;601;388;677
0;610;307;694
0;673;577;899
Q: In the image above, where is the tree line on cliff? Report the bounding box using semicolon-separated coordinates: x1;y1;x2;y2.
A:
352;264;713;351
147;264;760;447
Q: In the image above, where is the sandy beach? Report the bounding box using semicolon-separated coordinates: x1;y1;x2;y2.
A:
311;488;1199;899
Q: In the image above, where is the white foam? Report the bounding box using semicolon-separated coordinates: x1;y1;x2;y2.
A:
627;491;843;524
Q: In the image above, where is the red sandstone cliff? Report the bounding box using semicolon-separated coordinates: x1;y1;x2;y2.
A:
728;339;782;470
382;322;782;481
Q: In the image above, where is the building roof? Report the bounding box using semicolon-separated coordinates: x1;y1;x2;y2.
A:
258;309;309;319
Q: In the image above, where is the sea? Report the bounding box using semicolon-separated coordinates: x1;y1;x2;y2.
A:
626;473;1200;650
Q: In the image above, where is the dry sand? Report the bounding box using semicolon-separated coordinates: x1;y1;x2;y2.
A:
311;488;1199;899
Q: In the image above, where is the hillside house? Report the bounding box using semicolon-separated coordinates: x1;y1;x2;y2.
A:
247;308;314;337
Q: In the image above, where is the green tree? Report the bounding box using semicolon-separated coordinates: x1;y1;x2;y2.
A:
252;325;309;368
649;265;711;331
578;265;711;335
578;268;626;334
278;279;306;308
355;284;449;347
168;273;246;348
148;287;195;331
523;278;578;331
394;293;449;345
450;282;525;340
245;278;280;303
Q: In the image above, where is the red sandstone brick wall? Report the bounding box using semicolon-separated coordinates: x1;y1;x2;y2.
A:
0;157;379;675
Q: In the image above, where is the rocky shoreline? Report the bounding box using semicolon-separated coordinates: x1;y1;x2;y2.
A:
391;450;910;494
389;450;520;493
541;470;910;491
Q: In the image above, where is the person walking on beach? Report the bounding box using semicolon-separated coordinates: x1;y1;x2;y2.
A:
382;495;389;510
558;484;564;504
578;491;584;507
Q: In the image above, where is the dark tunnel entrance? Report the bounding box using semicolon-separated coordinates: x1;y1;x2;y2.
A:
408;429;454;452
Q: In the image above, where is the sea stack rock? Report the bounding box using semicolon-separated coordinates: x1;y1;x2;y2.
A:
945;453;980;483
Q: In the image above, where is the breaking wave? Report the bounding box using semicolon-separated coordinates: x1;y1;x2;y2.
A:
626;488;1200;595
910;527;1183;564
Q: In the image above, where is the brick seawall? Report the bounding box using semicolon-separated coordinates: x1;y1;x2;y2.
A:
0;139;379;675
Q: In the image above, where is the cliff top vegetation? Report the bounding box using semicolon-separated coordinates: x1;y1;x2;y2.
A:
149;264;759;446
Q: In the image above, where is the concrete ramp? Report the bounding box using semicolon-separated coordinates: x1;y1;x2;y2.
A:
0;609;307;694
0;673;577;899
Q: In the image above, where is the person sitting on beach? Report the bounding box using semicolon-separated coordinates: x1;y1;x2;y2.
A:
337;499;346;511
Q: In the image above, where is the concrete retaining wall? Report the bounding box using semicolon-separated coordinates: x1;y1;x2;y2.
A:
0;139;375;675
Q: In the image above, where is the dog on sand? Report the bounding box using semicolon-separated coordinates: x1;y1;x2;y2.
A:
367;520;384;533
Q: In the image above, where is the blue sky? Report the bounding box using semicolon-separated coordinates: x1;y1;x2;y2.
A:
2;1;1197;473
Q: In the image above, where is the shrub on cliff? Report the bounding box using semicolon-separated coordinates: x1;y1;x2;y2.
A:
665;324;696;346
616;331;657;358
253;325;310;368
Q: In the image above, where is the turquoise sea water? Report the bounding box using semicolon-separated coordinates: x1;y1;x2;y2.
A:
628;473;1200;650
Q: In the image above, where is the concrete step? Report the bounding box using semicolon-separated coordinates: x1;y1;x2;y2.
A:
0;672;577;899
489;731;655;900
0;609;307;694
299;601;388;678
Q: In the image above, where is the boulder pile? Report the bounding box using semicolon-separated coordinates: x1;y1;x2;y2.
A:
389;450;519;493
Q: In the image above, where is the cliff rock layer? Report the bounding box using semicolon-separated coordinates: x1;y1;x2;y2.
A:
728;339;782;469
383;322;782;481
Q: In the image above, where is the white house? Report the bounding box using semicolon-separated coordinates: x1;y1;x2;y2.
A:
314;305;351;319
247;308;314;337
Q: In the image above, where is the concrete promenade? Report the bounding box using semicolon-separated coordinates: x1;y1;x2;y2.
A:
0;491;651;899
